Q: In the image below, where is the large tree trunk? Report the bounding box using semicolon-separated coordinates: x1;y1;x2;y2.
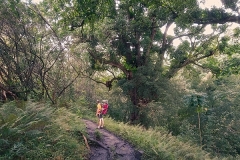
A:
129;87;140;122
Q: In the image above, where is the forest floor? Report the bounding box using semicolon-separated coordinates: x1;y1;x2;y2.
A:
83;119;143;160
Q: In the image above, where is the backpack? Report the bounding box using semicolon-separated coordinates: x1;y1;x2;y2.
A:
102;101;109;115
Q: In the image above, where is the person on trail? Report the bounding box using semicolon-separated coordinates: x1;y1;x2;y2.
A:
96;100;104;129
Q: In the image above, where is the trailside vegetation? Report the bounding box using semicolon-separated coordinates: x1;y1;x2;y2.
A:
0;101;88;159
2;100;240;160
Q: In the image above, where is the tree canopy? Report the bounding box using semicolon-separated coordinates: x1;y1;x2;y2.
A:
38;0;240;120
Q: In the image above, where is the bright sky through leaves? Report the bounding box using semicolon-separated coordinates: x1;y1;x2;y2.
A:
199;0;222;8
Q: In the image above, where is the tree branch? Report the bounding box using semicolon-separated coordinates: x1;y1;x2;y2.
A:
87;48;130;78
193;13;240;24
167;50;216;78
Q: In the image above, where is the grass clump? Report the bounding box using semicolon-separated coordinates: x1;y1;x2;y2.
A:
94;130;102;140
0;100;89;160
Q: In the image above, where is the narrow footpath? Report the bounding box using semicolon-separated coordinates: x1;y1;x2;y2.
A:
83;119;142;160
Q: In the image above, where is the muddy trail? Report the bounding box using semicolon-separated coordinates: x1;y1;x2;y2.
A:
83;119;142;160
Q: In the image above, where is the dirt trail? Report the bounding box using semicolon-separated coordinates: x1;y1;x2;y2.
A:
83;119;142;160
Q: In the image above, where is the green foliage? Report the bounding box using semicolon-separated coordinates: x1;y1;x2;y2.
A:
170;41;190;62
0;101;88;160
203;54;240;77
103;87;134;122
219;36;230;53
203;75;240;156
104;76;185;136
41;0;115;31
178;73;240;157
179;94;208;119
233;27;240;37
202;57;221;75
221;56;240;75
94;130;102;140
38;0;240;130
221;0;238;11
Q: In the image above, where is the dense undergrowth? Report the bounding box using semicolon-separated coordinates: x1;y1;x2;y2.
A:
1;100;239;160
0;100;88;160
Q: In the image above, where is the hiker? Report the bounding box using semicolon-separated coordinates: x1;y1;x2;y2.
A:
96;100;104;129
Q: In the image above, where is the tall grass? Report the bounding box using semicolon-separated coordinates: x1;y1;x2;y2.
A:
0;100;88;160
